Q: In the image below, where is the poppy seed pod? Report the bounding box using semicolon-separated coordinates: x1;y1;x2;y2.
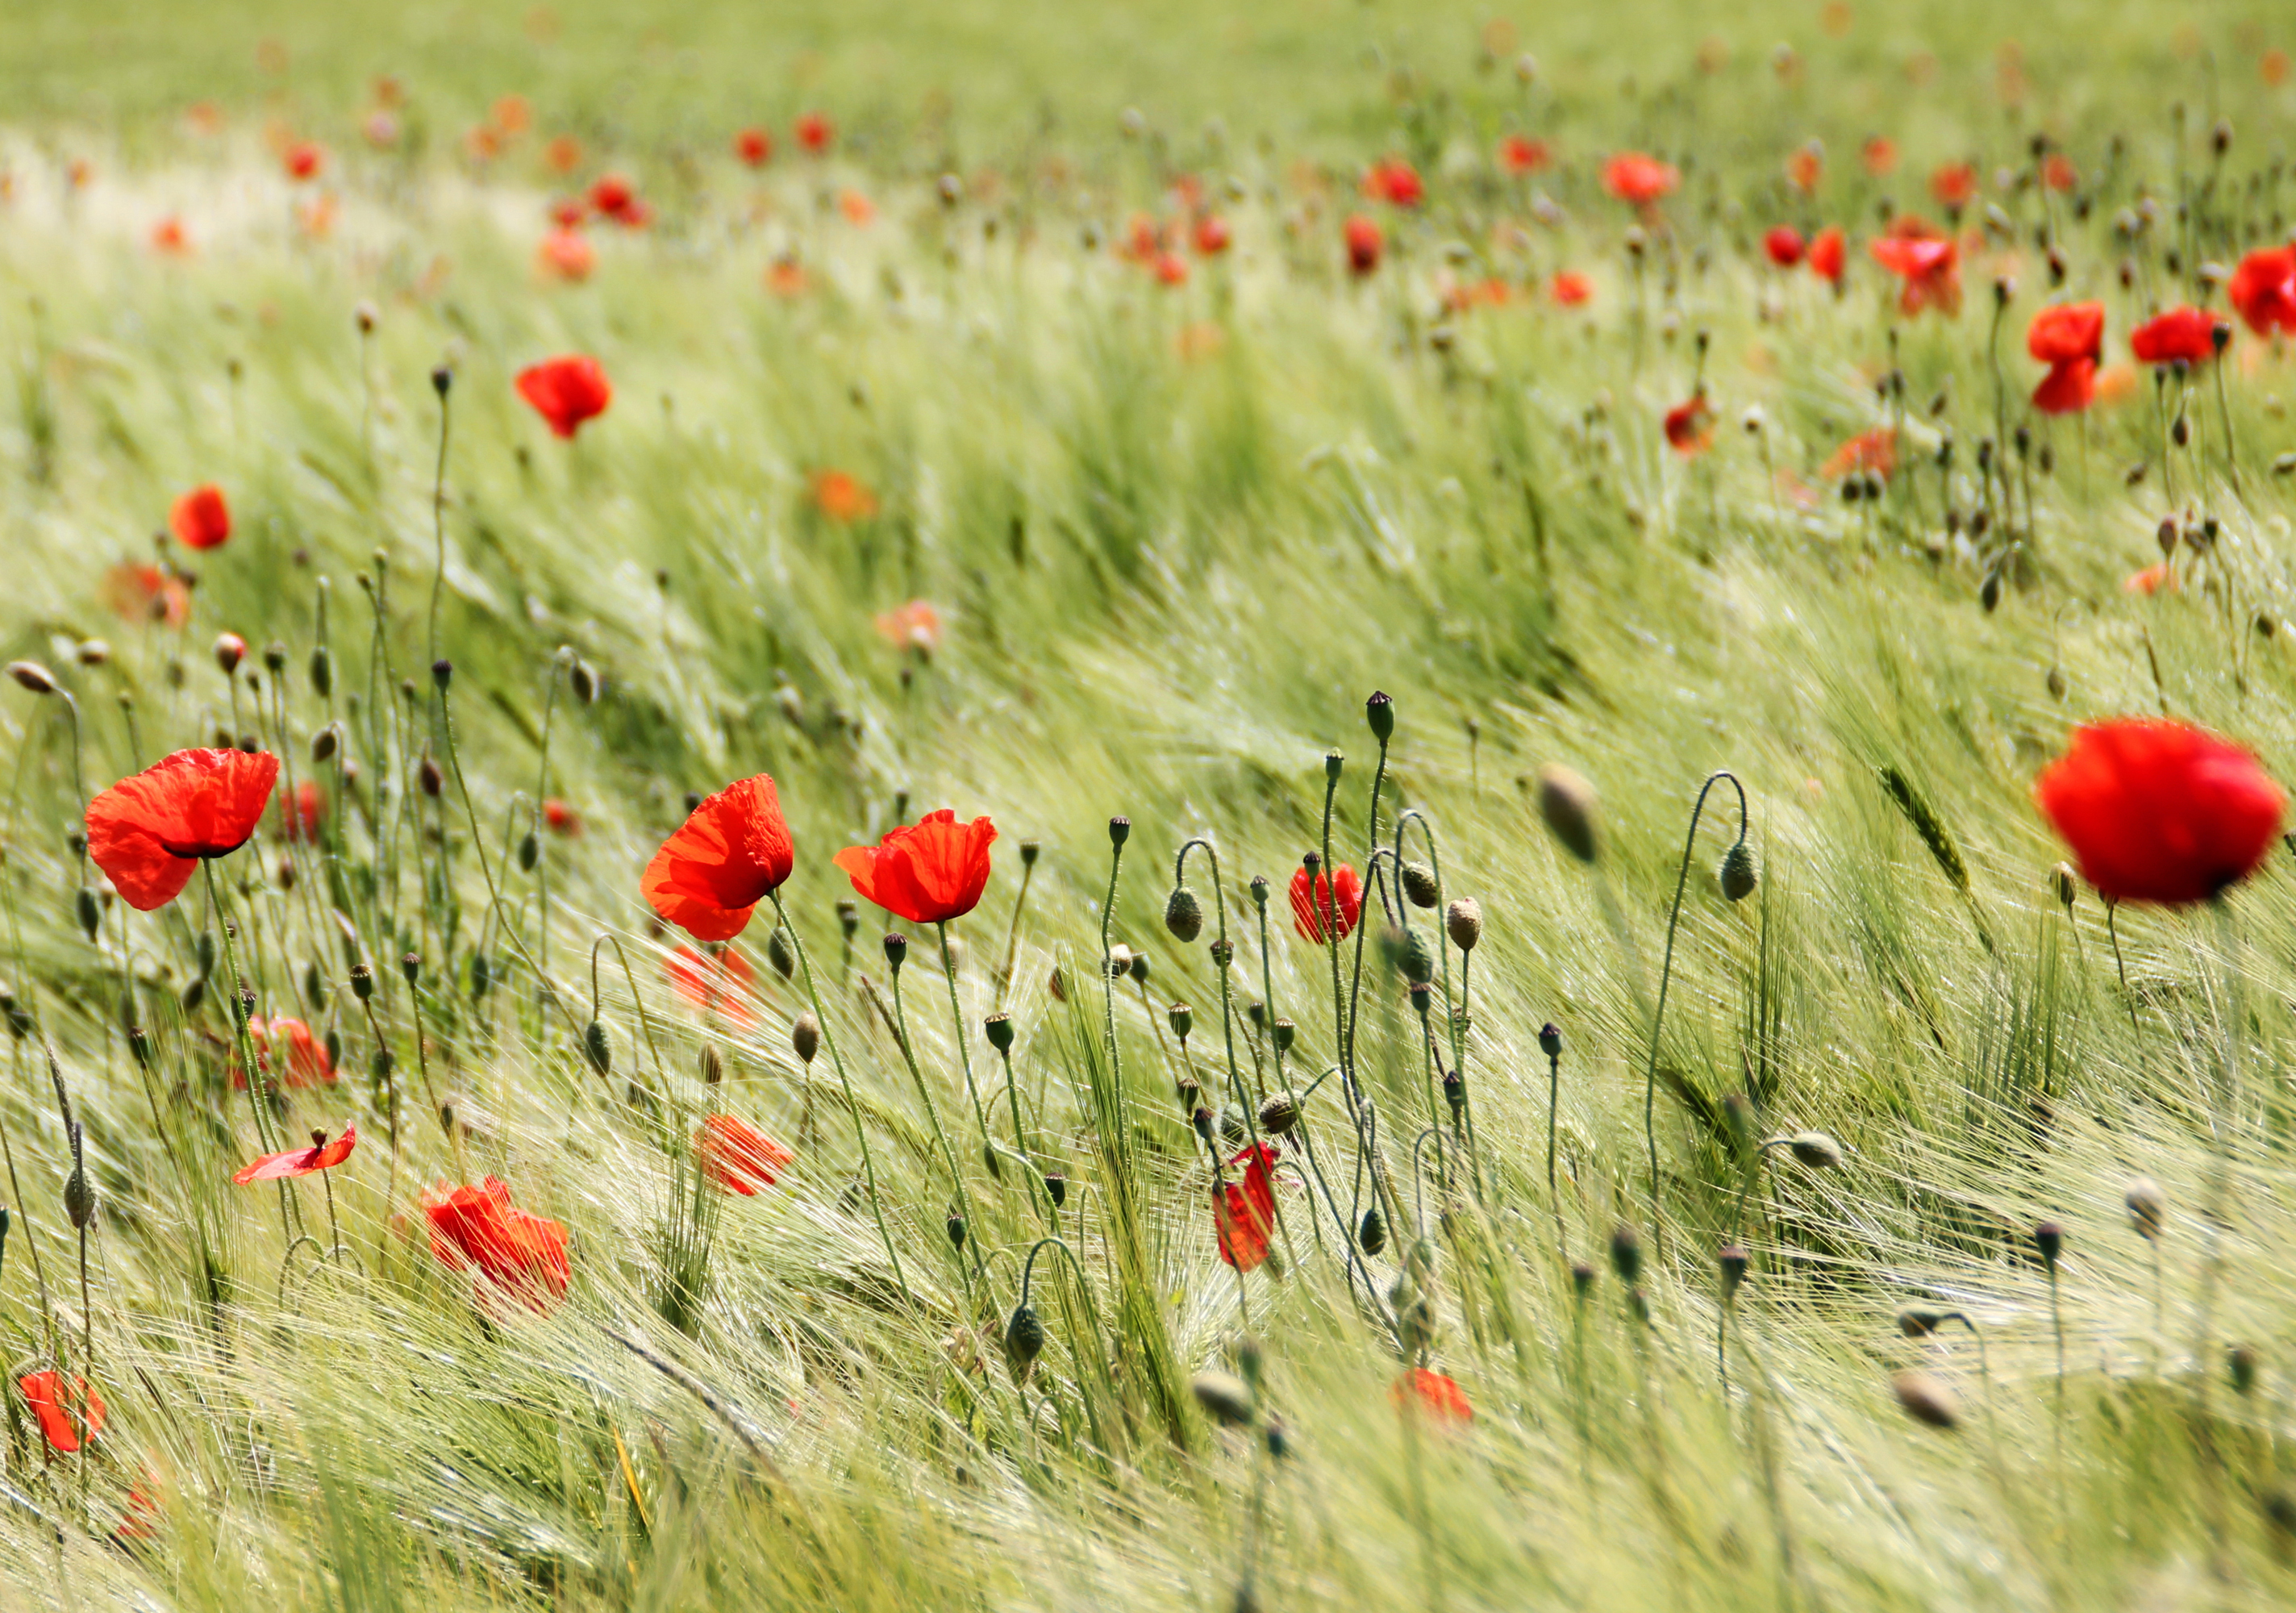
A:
1539;1022;1563;1059
2051;863;2077;907
310;645;333;698
1191;1107;1215;1145
1019;839;1040;868
312;724;340;764
766;927;795;981
1249;875;1269;909
1105;944;1134;978
1719;1244;1749;1298
1192;1370;1255;1427
431;365;452;396
1005;1303;1044;1376
1571;1261;1597;1300
1719;842;1757;902
431;658;452;692
419;756;444;798
1365;690;1395;742
1044;1172;1067;1207
1406;981;1431;1017
1258;1092;1300;1135
983;1012;1013;1052
1398;927;1436;985
2034;1221;2064;1271
1893;1369;1961;1429
1788;1131;1843;1169
6;661;57;695
1165;886;1204;943
516;829;539;872
1168;1002;1194;1040
349;963;373;1002
400;951;421;986
1609;1223;1642;1285
1271;1018;1296;1053
2230;1344;2260;1397
836;900;859;938
883;932;909;970
1358;1207;1387;1256
1445;897;1482;952
1536;765;1601;862
1401;861;1440;909
64;1164;94;1231
1108;816;1131;848
792;1012;820;1064
1323;751;1344;783
2125;1177;2165;1241
569;660;598;703
947;1211;967;1250
583;1018;612;1075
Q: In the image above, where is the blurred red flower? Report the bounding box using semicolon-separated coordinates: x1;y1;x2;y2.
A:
1550;270;1593;306
1763;225;1806;267
2227;246;2296;336
1496;135;1550;175
1664;394;1715;456
1860;136;1897;177
1821;426;1897;480
1395;1368;1473;1423
1344;215;1382;277
233;1124;356;1184
1602;152;1678;204
2123;562;2176;595
1869;218;1960;315
19;1372;105;1453
276;778;323;843
813;469;879;520
666;944;757;1027
795;112;833;153
104;563;191;629
2041;153;2077;192
1215;1141;1279;1271
698;1114;794;1195
643;774;795;942
1363;157;1423;207
422;1177;571;1311
87;748;277;910
1290;862;1363;942
537;230;595;282
1785;144;1822;195
873;599;944;653
171;485;231;551
588;173;652;228
543;798;581;836
1193;214;1231;256
735;127;773;166
282;141;323;181
1806;225;1846;285
2034;720;2285;905
835;810;998;925
2027;302;2103;415
1152;250;1188;285
515;355;612;439
1928;162;1977;210
151;215;192;256
232;1015;337;1091
2130;306;2223;366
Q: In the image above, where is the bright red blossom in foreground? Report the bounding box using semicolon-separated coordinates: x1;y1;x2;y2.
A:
643;774;795;942
2130;306;2223;366
2027;302;2103;415
1806;226;1846;285
698;1114;794;1195
1290;863;1363;943
232;1125;356;1184
1215;1142;1279;1271
1395;1368;1473;1423
170;484;231;550
1869;218;1960;315
1602;152;1678;205
2228;246;2296;336
1664;394;1715;456
422;1177;571;1310
515;355;612;439
835;810;998;926
1344;214;1382;277
87;748;278;910
19;1372;105;1453
666;944;757;1027
1763;226;1806;268
2034;720;2285;906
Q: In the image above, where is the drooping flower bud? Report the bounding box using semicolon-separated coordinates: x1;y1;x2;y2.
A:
1164;886;1205;943
1788;1131;1842;1169
1192;1370;1255;1427
1536;765;1600;862
792;1012;820;1064
1398;927;1435;985
1445;897;1482;952
1609;1223;1642;1285
1400;861;1440;909
6;661;57;694
584;1018;612;1074
1005;1303;1045;1378
1358;1207;1387;1256
766;927;795;981
1719;841;1757;902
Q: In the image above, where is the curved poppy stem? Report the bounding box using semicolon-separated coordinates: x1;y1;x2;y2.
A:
1642;769;1748;1224
767;890;909;1309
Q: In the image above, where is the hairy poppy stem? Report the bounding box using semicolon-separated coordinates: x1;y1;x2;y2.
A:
2104;897;2140;1037
1644;770;1748;1223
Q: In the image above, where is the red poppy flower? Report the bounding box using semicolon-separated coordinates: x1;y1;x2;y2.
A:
2031;358;2096;415
104;563;191;628
1785;144;1822;195
1928;162;1977;210
834;809;998;926
543;798;581;836
87;748;279;910
515;355;612;439
231;1015;337;1091
1344;214;1382;277
1496;135;1549;176
795;112;833;153
588;173;638;219
548;194;587;230
813;469;879;521
1869;219;1961;315
1152;250;1189;286
2123;562;2177;595
2034;720;2285;905
839;189;875;227
2228;246;2296;336
421;1177;571;1310
1290;863;1363;943
1763;225;1806;268
666;944;757;1027
1549;270;1593;306
282;141;323;181
1363;157;1423;208
2041;153;2077;192
232;1124;356;1184
170;484;231;551
2131;306;2223;366
698;1114;794;1195
2027;302;2103;366
1861;136;1897;177
1215;1141;1279;1271
641;774;795;942
151;215;191;256
19;1371;105;1453
537;230;595;282
1602;152;1678;205
276;778;323;843
1193;214;1231;256
734;127;773;166
1394;1367;1473;1423
1821;426;1897;480
1806;225;1846;285
1663;394;1715;456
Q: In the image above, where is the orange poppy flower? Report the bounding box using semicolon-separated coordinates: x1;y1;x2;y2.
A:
282;141;323;181
839;189;875;226
643;776;795;942
544;134;583;173
873;599;944;653
492;94;531;135
421;1177;571;1311
151;215;192;256
2123;562;2177;595
1549;270;1593;306
1602;152;1678;204
543;798;581;836
766;256;809;298
812;469;879;521
1822;426;1897;480
1394;1367;1473;1423
233;1124;356;1184
515;355;612;439
1290;863;1362;942
1861;135;1897;177
1785;144;1823;194
1193;214;1231;256
19;1372;106;1453
87;748;278;910
170;484;231;550
104;564;191;628
834;810;998;926
1362;157;1423;208
1869;217;1961;315
1496;135;1550;175
698;1114;794;1195
1928;162;1977;210
795;111;833;153
666;944;757;1027
2130;306;2223;366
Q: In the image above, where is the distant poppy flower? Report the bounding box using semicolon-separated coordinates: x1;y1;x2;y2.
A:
1215;1141;1279;1271
698;1114;794;1195
544;134;583;173
276;778;323;843
492;94;531;135
282;142;323;181
2131;306;2223;366
151;215;191;256
1151;251;1189;286
170;485;231;551
2094;363;2140;405
666;944;756;1027
364;111;400;148
515;355;612;439
543;798;581;836
589;173;638;219
104;563;191;629
1861;135;1897;177
421;1177;571;1311
186;102;224;136
2034;719;2285;905
1806;225;1846;285
813;469;878;521
1193;214;1231;256
1785;144;1822;195
548;194;587;230
2123;562;2177;595
537;229;594;281
1496;135;1550;175
765;256;809;298
232;1015;336;1091
2041;153;2077;192
1602;152;1678;205
839;188;875;226
873;599;944;654
1821;425;1897;480
795;111;833;153
1290;862;1363;943
2027;302;2103;415
19;1372;105;1453
735;127;773;166
1763;225;1806;268
1344;214;1382;277
834;810;998;926
1394;1367;1473;1423
114;1474;160;1544
1363;157;1423;208
1869;218;1961;315
1120;213;1165;263
1928;162;1977;210
295;195;338;240
642;774;795;942
2267;48;2292;88
87;748;278;911
1549;270;1593;306
1664;394;1715;456
2227;246;2296;336
232;1124;356;1184
1442;277;1511;312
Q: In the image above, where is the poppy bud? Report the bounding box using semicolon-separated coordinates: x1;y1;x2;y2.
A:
469;952;491;998
1044;1172;1067;1207
310;645;333;698
401;951;421;986
2230;1344;2259;1397
1406;981;1431;1018
1398;927;1435;985
431;365;452;396
569;660;598;703
64;1163;94;1232
1788;1131;1842;1168
1365;690;1394;743
6;661;56;694
2213;119;2232;155
1165;886;1204;943
1108;816;1130;848
1248;875;1269;909
779;1013;815;1067
1572;1261;1597;1300
1539;1022;1563;1058
1358;1207;1386;1256
1536;765;1600;862
1192;1370;1254;1427
1271;1017;1296;1053
1192;1106;1215;1145
1127;951;1149;984
946;1210;967;1250
1719;1244;1749;1298
180;977;206;1012
584;1019;612;1074
2125;1177;2165;1241
1445;897;1482;952
1005;1303;1045;1377
431;658;452;693
324;1027;342;1069
1719;842;1757;902
349;963;373;1002
835;900;860;940
1892;1370;1961;1430
765;927;795;981
1401;861;1440;909
1245;1000;1265;1032
2035;1220;2064;1271
1175;1074;1201;1111
1258;1092;1299;1134
1323;751;1343;783
370;1046;394;1086
215;636;246;675
883;932;909;970
1168;1002;1194;1040
419;756;444;797
1609;1223;1642;1284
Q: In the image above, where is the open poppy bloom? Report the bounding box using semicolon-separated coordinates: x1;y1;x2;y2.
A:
1869;218;1960;315
2130;306;2223;366
1496;135;1549;175
1151;251;1189;286
795;111;833;152
233;1125;356;1184
543;798;581;836
642;774;795;941
232;1015;337;1091
1362;157;1423;207
1806;225;1846;285
1821;425;1897;481
835;809;998;926
1861;136;1897;177
1193;214;1231;256
1928;162;1977;210
282;141;323;181
2027;302;2102;415
2123;562;2177;596
734;127;773;166
873;599;944;653
19;1371;106;1453
515;356;612;439
422;1177;571;1311
1663;394;1715;456
170;484;231;551
698;1114;794;1195
2035;719;2285;905
1290;862;1363;943
87;748;278;910
1763;226;1805;268
1215;1141;1279;1271
1602;152;1678;205
2228;246;2296;336
151;215;191;256
537;229;595;282
1394;1367;1473;1423
1549;270;1592;306
1785;144;1822;194
104;563;191;628
666;944;757;1027
276;779;323;843
1344;214;1382;277
588;173;650;227
813;469;880;521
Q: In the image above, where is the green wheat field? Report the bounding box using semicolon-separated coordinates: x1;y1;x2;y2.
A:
4;0;2296;1607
